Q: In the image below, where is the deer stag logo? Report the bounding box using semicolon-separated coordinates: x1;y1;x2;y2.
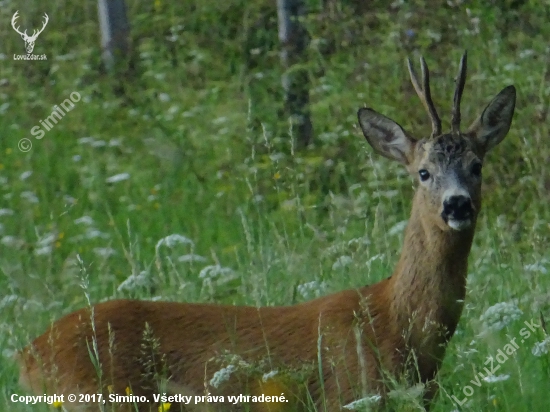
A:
11;11;49;54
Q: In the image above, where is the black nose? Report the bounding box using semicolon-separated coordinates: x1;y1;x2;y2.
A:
443;195;473;220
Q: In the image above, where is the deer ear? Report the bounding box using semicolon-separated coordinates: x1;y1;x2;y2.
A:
358;108;415;165
467;85;516;155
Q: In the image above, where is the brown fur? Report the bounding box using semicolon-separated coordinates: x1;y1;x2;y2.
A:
17;58;516;411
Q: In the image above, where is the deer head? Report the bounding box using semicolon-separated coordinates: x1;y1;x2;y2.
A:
358;52;516;232
11;11;49;54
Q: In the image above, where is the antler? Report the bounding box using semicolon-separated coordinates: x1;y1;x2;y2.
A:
451;51;468;134
11;11;26;37
29;13;49;40
11;11;48;40
407;56;442;138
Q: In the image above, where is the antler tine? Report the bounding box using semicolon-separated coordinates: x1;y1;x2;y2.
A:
11;10;19;25
11;11;25;36
31;13;49;39
407;57;442;138
451;51;468;134
419;57;442;137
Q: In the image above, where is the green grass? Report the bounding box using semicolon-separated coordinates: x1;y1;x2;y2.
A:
1;0;549;410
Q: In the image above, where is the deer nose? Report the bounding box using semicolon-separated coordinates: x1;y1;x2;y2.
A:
443;195;473;220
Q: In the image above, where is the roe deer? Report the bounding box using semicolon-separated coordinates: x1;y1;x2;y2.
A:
18;53;516;411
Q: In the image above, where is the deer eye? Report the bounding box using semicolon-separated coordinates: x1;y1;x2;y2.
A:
419;169;431;181
471;163;482;177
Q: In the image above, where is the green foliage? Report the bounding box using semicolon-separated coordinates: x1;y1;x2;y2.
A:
0;0;549;410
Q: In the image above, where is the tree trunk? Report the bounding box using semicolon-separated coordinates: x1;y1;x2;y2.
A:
98;0;130;72
277;0;313;148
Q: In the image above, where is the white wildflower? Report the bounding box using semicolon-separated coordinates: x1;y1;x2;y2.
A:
93;247;117;258
297;280;327;300
388;220;408;236
77;136;96;145
524;263;548;274
178;254;207;263
366;254;384;266
332;255;353;270
74;216;94;225
19;171;32;180
118;271;151;292
0;208;14;216
20;191;39;203
64;195;77;205
347;236;370;246
37;233;56;247
343;395;382;410
85;228;109;239
519;49;535;59
34;246;53;256
156;234;194;249
262;370;278;382
158;93;171;102
209;365;236;388
22;299;44;311
69;228;110;242
1;236;23;248
199;265;237;292
91;140;106;148
0;295;19;309
532;336;550;357
213;116;227;125
479;302;523;333
199;265;234;280
388;383;425;402
106;173;130;183
2;347;16;359
483;374;510;383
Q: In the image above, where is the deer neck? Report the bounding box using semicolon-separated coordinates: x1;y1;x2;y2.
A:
388;190;475;350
